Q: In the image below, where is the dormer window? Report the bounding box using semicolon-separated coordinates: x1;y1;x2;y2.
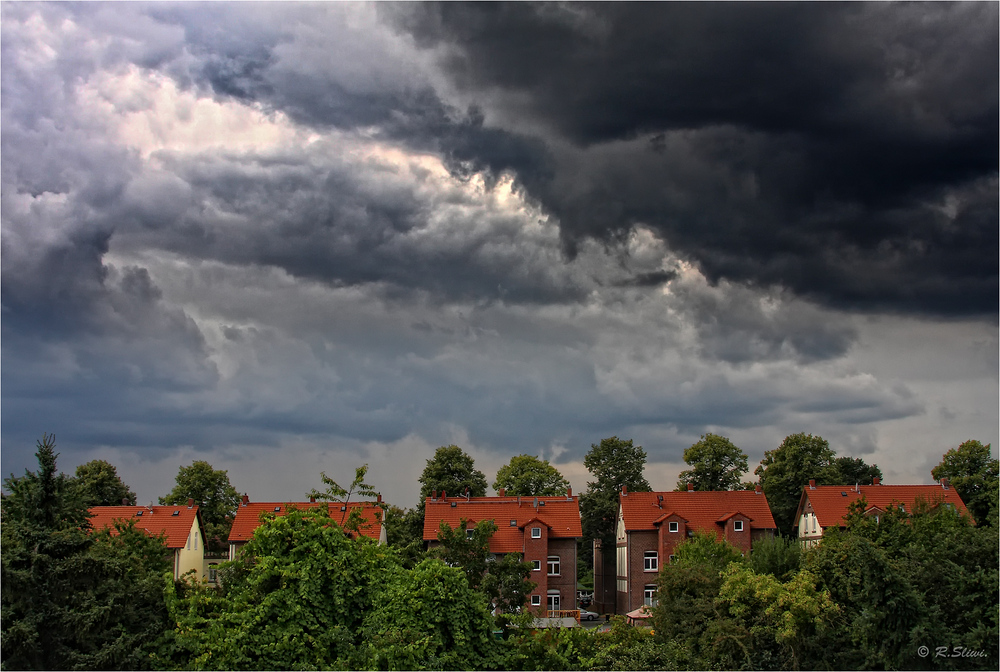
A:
734;520;744;532
466;529;475;539
531;527;541;538
668;521;679;533
510;519;517;527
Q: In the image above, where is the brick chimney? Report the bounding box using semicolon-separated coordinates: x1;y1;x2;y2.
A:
377;494;382;503
622;485;628;496
941;478;949;489
809;479;816;489
122;498;129;505
566;486;572;497
309;496;316;503
442;490;447;499
873;477;880;486
755;484;762;494
687;483;694;492
241;494;249;506
498;488;506;497
186;498;194;508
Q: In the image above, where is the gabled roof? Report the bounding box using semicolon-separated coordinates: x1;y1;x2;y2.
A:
620;491;777;533
423;495;582;554
88;505;202;549
228;501;384;542
797;484;970;529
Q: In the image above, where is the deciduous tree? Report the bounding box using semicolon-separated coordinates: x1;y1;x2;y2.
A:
754;433;839;536
493;454;571;496
72;459;137;507
675;433;748;491
418;445;488;500
159;461;239;552
931;439;999;526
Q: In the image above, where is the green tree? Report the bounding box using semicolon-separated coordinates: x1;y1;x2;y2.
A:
832;455;883;487
159;461;239;552
493;454;571;496
931;439;999;526
382;504;427;568
72;459;137;507
418;444;489;500
674;433;748;492
2;435;170;670
162;506;502;670
754;433;839;537
580;437;651;584
748;533;802;581
434;518;535;615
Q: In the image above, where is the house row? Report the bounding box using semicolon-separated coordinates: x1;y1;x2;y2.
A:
85;477;969;615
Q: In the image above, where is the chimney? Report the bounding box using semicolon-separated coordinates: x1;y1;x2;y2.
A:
498;488;506;497
432;490;437;501
687;483;694;492
755;484;762;494
241;494;249;506
442;490;447;499
809;479;816;490
567;486;572;497
873;477;880;486
187;498;194;508
941;478;949;489
122;498;129;505
622;485;628;496
309;496;316;503
377;494;382;503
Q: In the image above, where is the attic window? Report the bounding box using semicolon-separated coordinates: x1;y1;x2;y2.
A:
451;502;457;507
899;504;905;512
466;529;475;539
135;511;143;517
274;506;281;512
841;492;847;496
539;501;545;506
668;521;679;533
340;506;347;511
734;520;744;532
172;511;180;516
531;527;541;538
510;519;517;527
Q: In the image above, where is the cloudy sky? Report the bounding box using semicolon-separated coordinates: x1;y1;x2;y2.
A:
3;2;997;508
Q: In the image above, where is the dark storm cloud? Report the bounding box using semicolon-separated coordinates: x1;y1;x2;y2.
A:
384;2;999;316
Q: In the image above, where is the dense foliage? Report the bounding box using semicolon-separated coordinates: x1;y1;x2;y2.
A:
73;459;138;506
2;435;170;670
675;433;749;491
493;454;572;496
931;439;999;526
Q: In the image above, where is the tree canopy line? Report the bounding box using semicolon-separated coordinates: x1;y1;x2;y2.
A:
2;433;997;670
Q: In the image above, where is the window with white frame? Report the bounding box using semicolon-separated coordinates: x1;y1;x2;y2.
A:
466;529;475;539
734;520;744;532
668;554;675;562
547;590;560;612
530;595;541;606
643;584;658;607
532;560;541;571
547;555;560;575
531;527;541;538
208;565;218;584
643;550;658;571
668;521;679;533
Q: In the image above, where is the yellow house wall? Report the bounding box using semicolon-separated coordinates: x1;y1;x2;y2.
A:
175;515;205;580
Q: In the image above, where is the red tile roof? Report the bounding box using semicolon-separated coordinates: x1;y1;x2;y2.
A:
228;501;384;542
88;505;202;549
620;490;777;535
423;495;582;554
798;484;970;529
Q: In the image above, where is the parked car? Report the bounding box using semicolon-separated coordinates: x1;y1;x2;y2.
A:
579;609;600;621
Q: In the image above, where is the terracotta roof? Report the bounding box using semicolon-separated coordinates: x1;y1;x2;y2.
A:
620;491;777;535
798;484;970;529
228;501;384;542
423;495;582;554
88;505;202;549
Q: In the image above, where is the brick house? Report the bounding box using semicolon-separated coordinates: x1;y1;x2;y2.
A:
88;501;206;581
795;477;971;547
423;489;582;615
608;485;777;614
228;495;387;562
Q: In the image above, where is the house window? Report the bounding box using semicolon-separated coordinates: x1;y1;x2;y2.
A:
532;560;541;571
668;521;679;533
547;590;560;613
531;595;541;606
208;566;218;584
734;520;744;532
644;585;657;607
194;534;198;550
510;519;517;527
466;529;475;539
643;550;658;571
668;554;675;562
531;527;541;538
547;556;560;576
